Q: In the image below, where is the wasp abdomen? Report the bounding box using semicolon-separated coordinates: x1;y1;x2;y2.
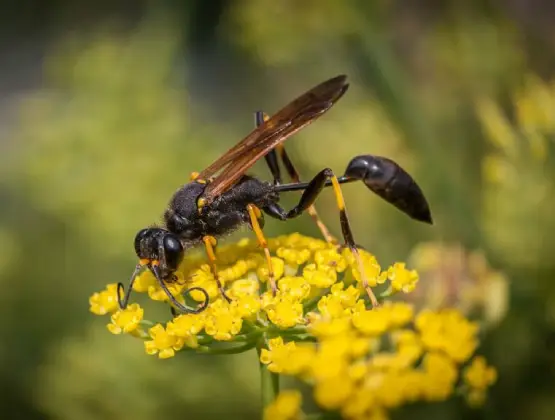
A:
344;155;432;224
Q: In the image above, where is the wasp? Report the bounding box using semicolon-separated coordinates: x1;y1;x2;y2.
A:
117;75;432;314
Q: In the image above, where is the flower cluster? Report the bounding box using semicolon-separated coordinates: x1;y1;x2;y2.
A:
262;304;495;419
406;241;509;329
90;233;497;418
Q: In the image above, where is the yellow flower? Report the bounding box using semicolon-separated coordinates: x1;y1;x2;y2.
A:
303;264;337;288
89;283;119;315
330;282;360;306
375;371;414;408
276;246;311;265
277;276;311;300
314;375;354;410
309;317;351;338
263;390;303;420
317;283;361;318
257;257;285;284
229;278;259;298
263;293;305;329
260;337;313;375
464;356;497;390
341;387;377;419
167;313;205;336
188;265;221;299
234;293;262;318
351;302;412;336
416;309;479;363
317;293;346;318
282;345;316;376
369;352;415;371
90;232;497;416
347;361;369;382
344;249;382;287
420;352;459;401
144;324;184;359
204;300;243;341
260;337;288;372
387;262;419;293
106;303;143;334
383;302;415;328
166;314;204;349
314;248;348;272
147;281;185;304
310;346;350;381
132;270;157;293
218;259;251;283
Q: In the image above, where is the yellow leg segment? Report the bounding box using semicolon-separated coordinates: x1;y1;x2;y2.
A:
329;174;379;307
247;203;277;294
203;235;231;302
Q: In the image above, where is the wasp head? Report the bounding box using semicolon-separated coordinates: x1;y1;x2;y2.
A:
134;227;184;279
116;227;208;314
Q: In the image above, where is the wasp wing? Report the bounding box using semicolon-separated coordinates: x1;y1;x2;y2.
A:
198;75;349;203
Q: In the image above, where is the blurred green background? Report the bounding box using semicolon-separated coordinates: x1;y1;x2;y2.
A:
1;1;554;419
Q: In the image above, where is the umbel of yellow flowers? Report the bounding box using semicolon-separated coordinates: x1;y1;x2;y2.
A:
90;233;497;420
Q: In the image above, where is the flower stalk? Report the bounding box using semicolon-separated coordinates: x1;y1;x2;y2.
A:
258;340;281;410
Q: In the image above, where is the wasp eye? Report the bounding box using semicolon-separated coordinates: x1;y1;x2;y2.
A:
134;228;151;256
163;234;184;270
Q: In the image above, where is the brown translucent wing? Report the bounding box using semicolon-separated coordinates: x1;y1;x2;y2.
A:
198;75;349;203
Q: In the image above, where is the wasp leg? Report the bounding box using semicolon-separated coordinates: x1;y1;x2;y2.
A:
203;235;232;303
264;168;379;307
156;242;210;314
246;203;277;295
255;110;337;244
254;111;283;185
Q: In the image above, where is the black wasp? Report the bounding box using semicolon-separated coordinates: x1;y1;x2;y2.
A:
117;75;432;314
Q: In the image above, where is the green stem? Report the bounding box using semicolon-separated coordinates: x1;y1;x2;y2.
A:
257;342;280;411
195;342;257;355
304;413;338;420
268;326;308;336
231;329;264;342
303;291;328;312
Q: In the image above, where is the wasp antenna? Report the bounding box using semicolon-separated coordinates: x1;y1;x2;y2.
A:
150;264;209;314
117;263;143;310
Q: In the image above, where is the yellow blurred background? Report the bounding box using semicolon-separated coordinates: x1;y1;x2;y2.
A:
1;1;554;419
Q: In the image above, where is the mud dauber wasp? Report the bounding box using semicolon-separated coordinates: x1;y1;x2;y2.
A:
117;75;432;314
